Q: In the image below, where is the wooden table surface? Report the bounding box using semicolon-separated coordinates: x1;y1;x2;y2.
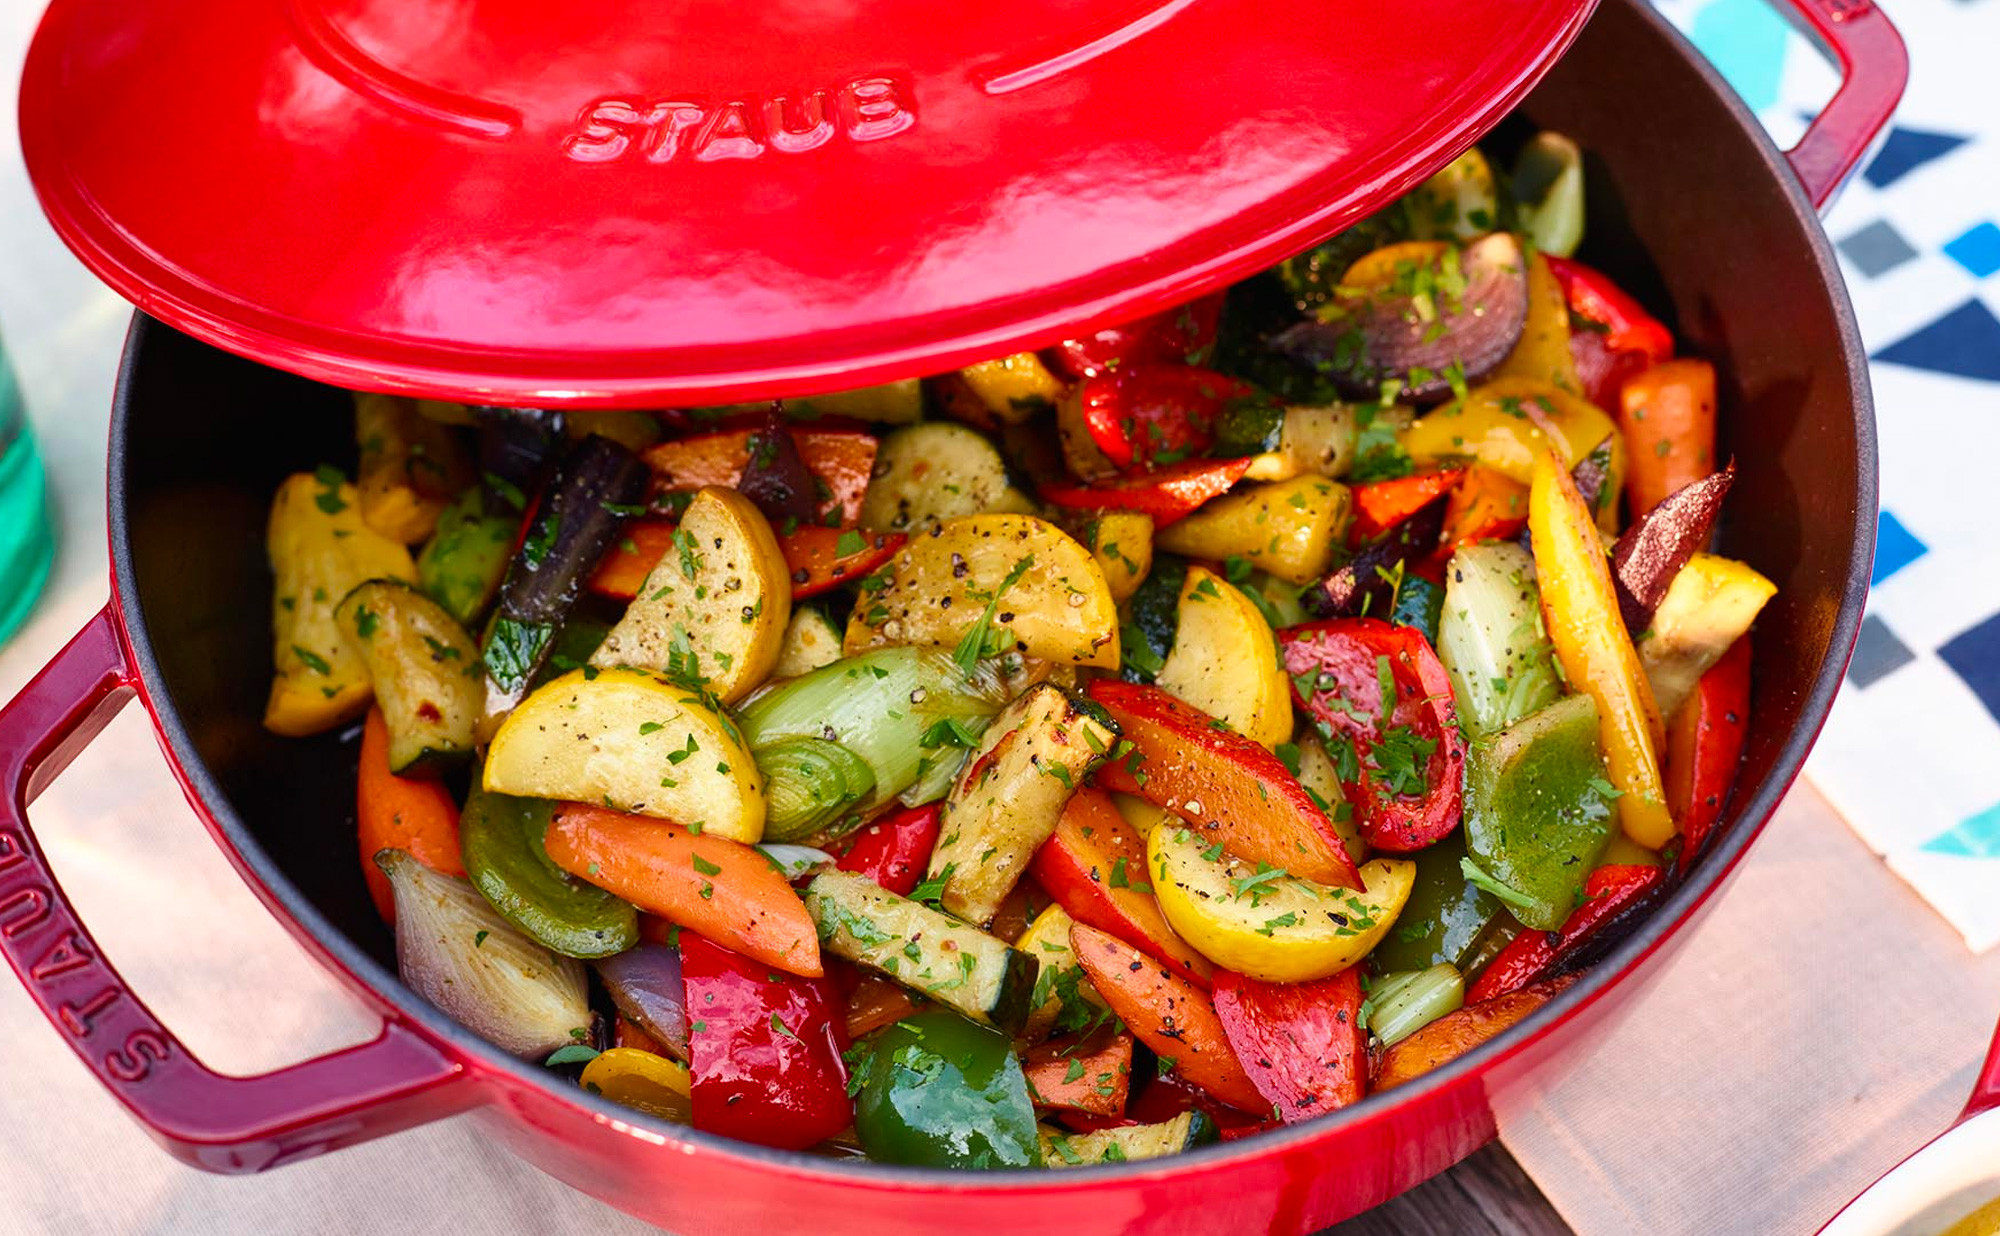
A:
1325;1145;1570;1236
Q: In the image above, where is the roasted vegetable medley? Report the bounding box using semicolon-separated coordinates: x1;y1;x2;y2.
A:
265;135;1774;1168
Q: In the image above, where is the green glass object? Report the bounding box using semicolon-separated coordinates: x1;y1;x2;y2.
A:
0;349;53;647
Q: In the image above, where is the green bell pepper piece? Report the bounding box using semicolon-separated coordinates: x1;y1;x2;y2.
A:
851;1012;1041;1169
1462;693;1617;932
417;488;516;627
459;785;638;958
1365;831;1500;974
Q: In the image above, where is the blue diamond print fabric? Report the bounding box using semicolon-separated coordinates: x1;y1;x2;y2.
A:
1660;0;2000;950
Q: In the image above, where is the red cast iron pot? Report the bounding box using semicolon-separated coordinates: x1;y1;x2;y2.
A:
0;0;1902;1230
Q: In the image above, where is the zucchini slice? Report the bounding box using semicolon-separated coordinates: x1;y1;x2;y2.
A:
1064;510;1154;604
843;514;1121;670
416;487;515;626
770;606;845;679
1155;566;1292;748
958;353;1068;425
1015;902;1107;1042
1240;405;1357;483
484;667;765;843
264;470;418;737
335;580;482;773
928;685;1118;925
1637;553;1774;718
1039;1111;1218;1167
591;487;791;705
1154;476;1352;585
353;392;474;545
804;869;1037;1034
858;422;1035;533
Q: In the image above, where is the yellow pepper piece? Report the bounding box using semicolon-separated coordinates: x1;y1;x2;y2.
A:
1405;379;1625;533
1492;251;1583;395
1529;452;1674;848
1338;240;1451;292
958;353;1068;425
263;471;418;737
579;1047;693;1123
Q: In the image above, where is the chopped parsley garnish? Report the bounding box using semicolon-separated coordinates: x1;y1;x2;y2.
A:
952;554;1036;676
1460;856;1539;912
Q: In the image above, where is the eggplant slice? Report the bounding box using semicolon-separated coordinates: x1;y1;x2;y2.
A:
1274;233;1531;406
1611;463;1737;633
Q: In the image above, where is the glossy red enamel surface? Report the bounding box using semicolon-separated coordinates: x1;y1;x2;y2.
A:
22;0;1590;406
0;0;1905;1228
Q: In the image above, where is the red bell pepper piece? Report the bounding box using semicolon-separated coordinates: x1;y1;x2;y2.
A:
1465;864;1665;1003
679;932;852;1150
1050;293;1226;380
1030;787;1214;988
1070;924;1265;1114
1074;365;1253;472
834;802;941;897
1665;633;1753;874
1086;680;1362;889
1021;1030;1136;1117
1350;469;1466;545
1039;457;1251;527
1544;256;1675;410
1211;968;1366;1123
1278;619;1467;853
588;519;906;601
1570;330;1660;418
775;526;908;600
1122;1075;1278;1139
1545;257;1675;361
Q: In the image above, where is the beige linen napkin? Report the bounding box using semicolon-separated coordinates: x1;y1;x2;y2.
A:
1496;787;2000;1235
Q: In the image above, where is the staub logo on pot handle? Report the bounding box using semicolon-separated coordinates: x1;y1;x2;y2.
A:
563;77;916;164
0;829;172;1085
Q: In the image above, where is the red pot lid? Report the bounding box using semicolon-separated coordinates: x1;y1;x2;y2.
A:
21;0;1593;406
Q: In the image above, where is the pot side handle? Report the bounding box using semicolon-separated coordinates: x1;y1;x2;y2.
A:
1770;0;1909;210
0;607;474;1173
1968;1011;2000;1120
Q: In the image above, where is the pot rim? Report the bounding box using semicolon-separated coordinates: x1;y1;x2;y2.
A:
1819;1107;2000;1236
104;0;1876;1192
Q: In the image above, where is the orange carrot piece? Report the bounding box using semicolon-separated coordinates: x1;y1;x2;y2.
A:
1070;924;1264;1114
356;708;464;924
614;1015;668;1053
1031;789;1214;988
1022;1031;1135;1117
640;430;876;524
1618;359;1717;518
589;519;678;599
1443;464;1530;547
589;520;907;601
844;972;925;1041
545;804;822;977
1351;469;1464;544
1068;786;1149;870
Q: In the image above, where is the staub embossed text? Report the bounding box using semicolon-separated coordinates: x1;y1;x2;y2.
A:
563;76;915;163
